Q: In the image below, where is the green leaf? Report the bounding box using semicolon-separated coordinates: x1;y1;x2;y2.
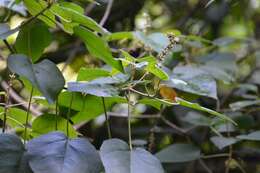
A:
0;107;32;128
7;54;65;103
68;82;119;97
210;137;239;150
59;92;126;123
176;98;236;124
27;132;103;173
23;0;55;27
77;67;111;81
100;139;164;173
156;143;201;163
145;62;169;80
0;134;32;173
106;32;133;41
31;114;77;138
51;3;107;34
74;26;124;73
15;21;52;62
237;131;260;141
163;65;217;99
138;98;172;110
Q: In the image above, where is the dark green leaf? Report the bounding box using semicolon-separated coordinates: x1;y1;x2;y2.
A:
0;134;32;173
156;143;201;163
68;82;119;97
163;65;217;99
176;98;236;124
210;137;239;150
27;132;103;173
7;54;65;103
237;131;260;141
74;26;124;73
15;21;52;62
100;139;164;173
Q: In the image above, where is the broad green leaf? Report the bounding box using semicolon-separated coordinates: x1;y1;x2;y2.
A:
156;143;201;163
59;92;126;123
74;26;124;73
0;107;32;128
100;139;164;173
0;134;32;173
31;114;77;138
15;21;52;62
23;0;55;27
210;137;239;150
237;131;260;141
176;98;236;124
77;67;111;81
27;132;103;173
163;65;217;99
106;32;133;41
145;62;169;80
51;3;107;34
7;54;65;103
68;82;119;97
229;100;260;111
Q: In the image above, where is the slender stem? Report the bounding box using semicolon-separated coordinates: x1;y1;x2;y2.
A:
2;80;12;133
3;39;15;53
66;93;74;136
126;92;132;150
55;98;59;131
24;87;34;144
102;97;112;138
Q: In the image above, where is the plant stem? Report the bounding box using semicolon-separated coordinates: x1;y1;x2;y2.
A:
66;93;74;136
2;79;12;133
24;87;34;144
102;97;112;139
126;92;132;150
55;98;59;131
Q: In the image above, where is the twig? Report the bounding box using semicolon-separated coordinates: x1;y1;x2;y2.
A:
108;112;160;119
161;116;189;135
199;159;213;173
1;81;42;115
99;0;114;26
66;93;74;136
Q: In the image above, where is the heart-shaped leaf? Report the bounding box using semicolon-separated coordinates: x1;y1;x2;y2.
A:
27;132;103;173
0;134;32;173
100;139;164;173
156;143;201;163
237;131;260;141
7;54;65;103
